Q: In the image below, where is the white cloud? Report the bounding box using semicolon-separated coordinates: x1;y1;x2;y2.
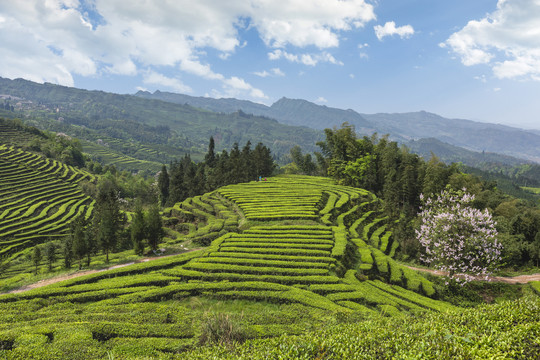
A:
374;21;415;40
0;0;375;99
349;73;355;79
253;68;285;77
250;0;375;48
442;0;540;81
142;71;192;93
474;75;487;83
315;96;328;103
268;49;343;66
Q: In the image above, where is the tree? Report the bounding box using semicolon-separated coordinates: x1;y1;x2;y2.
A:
531;232;540;268
32;246;42;275
45;242;57;272
205;136;216;167
146;204;164;252
63;235;73;269
71;215;89;270
157;165;169;207
416;188;503;284
131;203;146;256
94;179;122;263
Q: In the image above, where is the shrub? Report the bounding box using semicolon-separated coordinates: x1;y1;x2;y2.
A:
198;312;248;346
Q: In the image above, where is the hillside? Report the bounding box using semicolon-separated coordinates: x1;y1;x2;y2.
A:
0;144;95;263
0;77;324;170
405;137;528;168
136;90;540;164
0;175;470;358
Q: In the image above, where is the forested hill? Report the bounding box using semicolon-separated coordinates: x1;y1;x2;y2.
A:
136;90;540;164
0;77;323;167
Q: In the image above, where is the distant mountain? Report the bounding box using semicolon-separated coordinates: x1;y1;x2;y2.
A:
135;90;270;115
135;91;372;130
0;77;324;171
360;111;540;163
137;90;540;164
405;138;528;168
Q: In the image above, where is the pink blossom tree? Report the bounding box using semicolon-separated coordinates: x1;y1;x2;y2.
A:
416;188;502;284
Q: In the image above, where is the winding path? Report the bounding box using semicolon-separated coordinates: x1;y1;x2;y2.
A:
3;253;539;295
2;248;202;295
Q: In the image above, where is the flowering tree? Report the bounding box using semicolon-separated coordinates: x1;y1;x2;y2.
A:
416;188;502;284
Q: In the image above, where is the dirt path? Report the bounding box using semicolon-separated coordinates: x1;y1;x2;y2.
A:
4;252;538;295
406;265;540;284
3;248;202;295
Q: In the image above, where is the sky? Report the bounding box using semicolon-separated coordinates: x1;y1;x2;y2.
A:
1;0;540;130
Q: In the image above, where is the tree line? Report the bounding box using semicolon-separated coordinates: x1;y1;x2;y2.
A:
158;137;276;206
60;178;164;270
298;123;540;268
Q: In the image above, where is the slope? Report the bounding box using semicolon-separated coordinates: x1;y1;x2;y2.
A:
0;145;95;263
0;175;460;358
0;77;324;167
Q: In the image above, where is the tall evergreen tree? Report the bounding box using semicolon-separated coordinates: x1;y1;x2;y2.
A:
45;242;56;272
253;143;275;177
146;204;164;251
168;160;185;205
205;136;216;167
71;215;88;270
157;165;169;207
131;203;146;256
94;178;122;263
32;246;42;275
63;235;73;269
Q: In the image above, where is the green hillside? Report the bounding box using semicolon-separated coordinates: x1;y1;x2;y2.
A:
0;144;95;264
0;77;324;170
0;175;469;358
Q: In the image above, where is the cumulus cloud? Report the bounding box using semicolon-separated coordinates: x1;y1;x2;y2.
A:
0;0;375;99
268;49;343;66
442;0;540;81
142;71;192;93
315;96;328;103
374;21;415;40
253;68;285;77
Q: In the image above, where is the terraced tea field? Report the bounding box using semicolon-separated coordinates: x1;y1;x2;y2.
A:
0;145;94;262
0;175;471;358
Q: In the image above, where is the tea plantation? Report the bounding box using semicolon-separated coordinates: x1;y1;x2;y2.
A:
0;145;95;264
0;173;539;359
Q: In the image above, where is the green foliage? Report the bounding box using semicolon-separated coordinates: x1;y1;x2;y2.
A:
130;204;146;256
31;247;41;275
198;312;248;346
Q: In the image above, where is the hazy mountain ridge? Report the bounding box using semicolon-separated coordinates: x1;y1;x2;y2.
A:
136;90;540;164
0;77;324;167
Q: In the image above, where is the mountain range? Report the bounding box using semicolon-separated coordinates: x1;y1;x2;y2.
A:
1;76;539;177
136;90;540;164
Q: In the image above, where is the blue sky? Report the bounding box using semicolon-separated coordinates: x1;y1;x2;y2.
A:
1;0;540;129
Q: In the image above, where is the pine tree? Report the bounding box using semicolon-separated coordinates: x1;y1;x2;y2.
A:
131;203;146;256
205;136;216;167
168;160;185;205
32;246;42;275
94;179;122;263
63;235;73;269
45;242;56;272
71;215;88;270
157;165;169;207
146;204;164;252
